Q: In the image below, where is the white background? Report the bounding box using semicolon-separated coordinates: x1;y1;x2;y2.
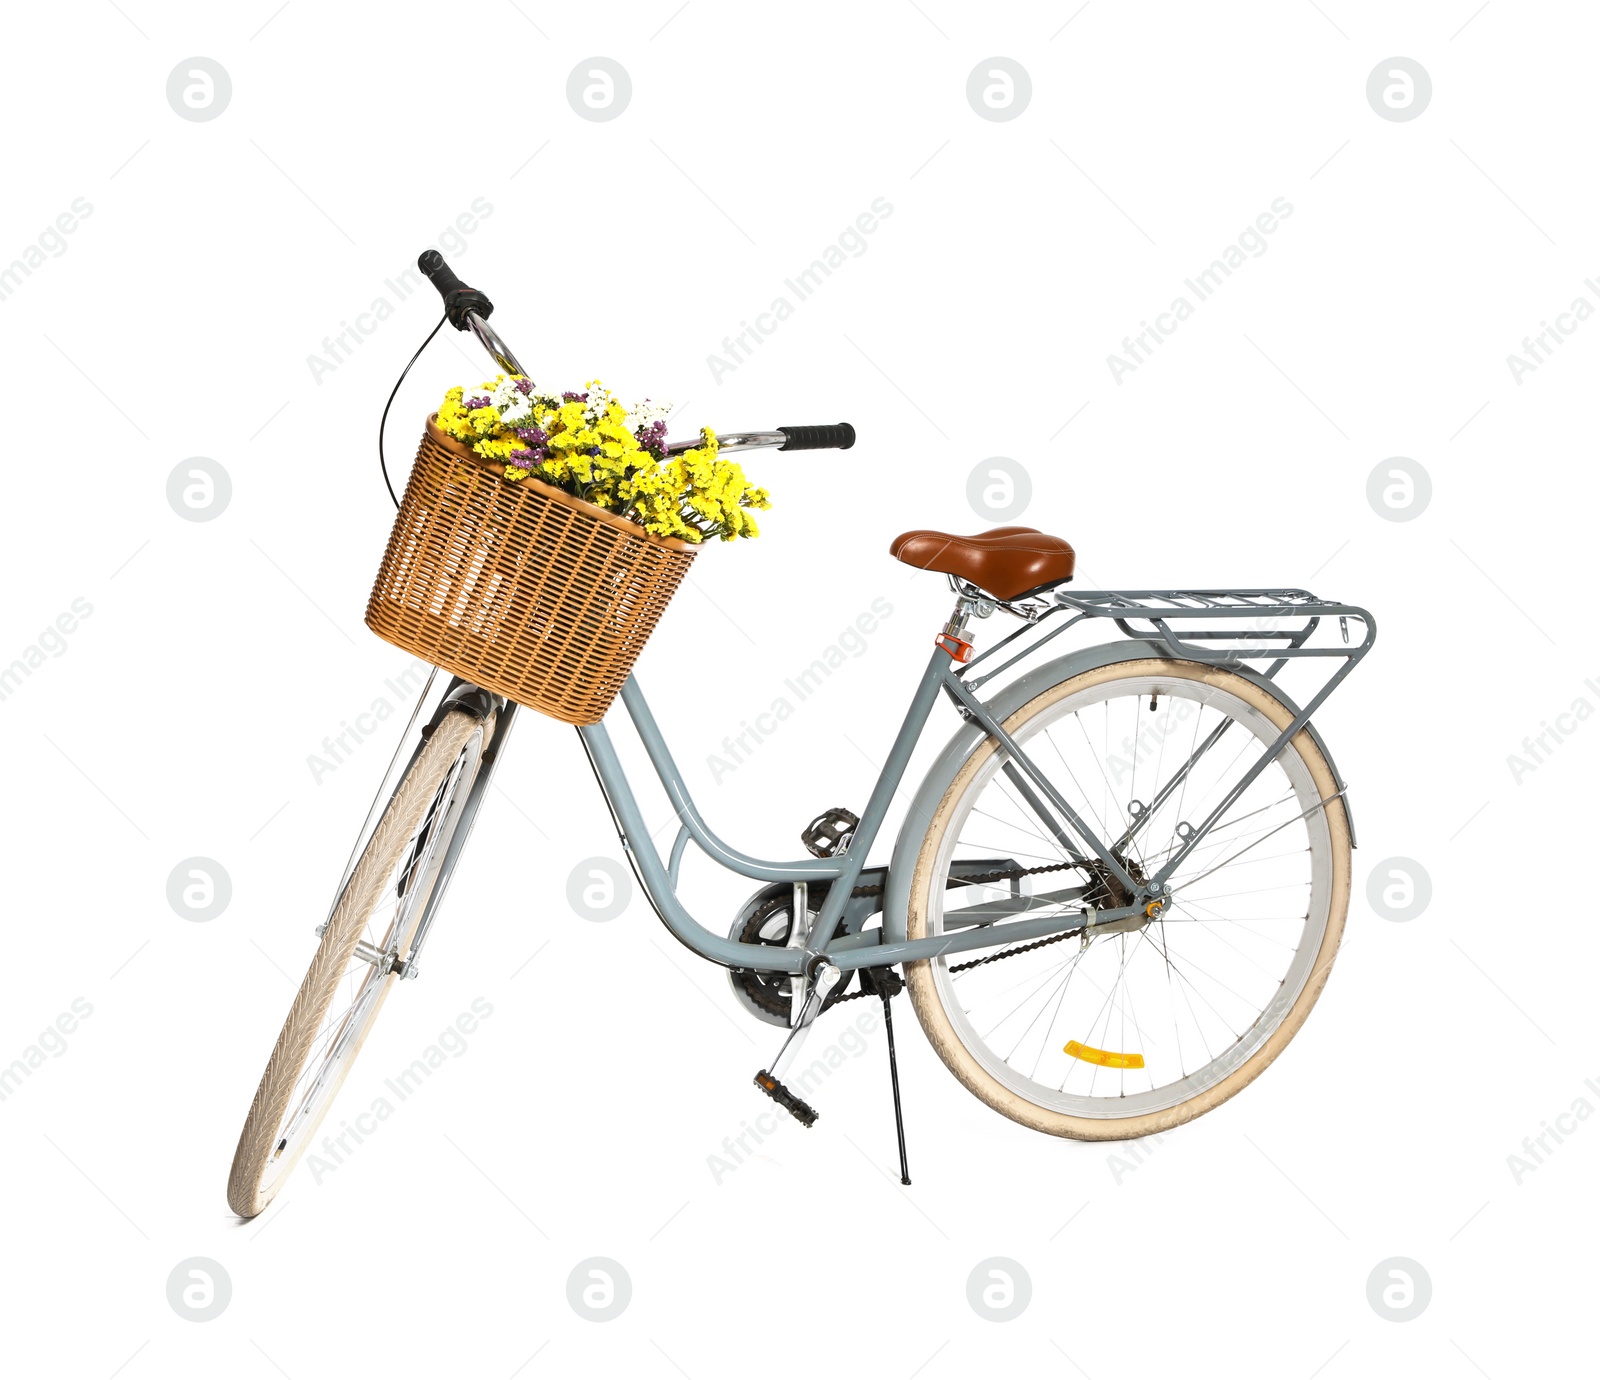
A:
1;1;1595;1375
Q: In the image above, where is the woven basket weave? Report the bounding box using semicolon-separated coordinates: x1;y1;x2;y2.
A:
366;416;696;725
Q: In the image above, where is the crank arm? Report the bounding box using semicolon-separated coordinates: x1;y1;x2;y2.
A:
752;962;842;1128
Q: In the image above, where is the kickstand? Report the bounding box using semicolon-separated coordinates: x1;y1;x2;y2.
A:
880;985;911;1185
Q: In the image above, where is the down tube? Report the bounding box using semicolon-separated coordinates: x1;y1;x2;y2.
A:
575;651;951;972
574;720;797;970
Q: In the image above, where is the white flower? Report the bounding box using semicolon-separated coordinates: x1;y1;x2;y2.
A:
582;381;613;425
625;397;671;430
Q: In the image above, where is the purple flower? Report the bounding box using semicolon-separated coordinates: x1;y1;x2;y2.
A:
514;378;534;395
562;391;587;403
635;419;669;459
514;426;548;445
465;395;492;409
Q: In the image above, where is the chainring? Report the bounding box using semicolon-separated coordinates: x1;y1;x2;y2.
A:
726;885;854;1027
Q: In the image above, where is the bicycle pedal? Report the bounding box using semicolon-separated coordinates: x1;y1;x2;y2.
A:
754;1069;818;1127
801;807;859;858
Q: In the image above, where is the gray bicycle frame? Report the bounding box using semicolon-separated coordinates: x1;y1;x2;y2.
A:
559;587;1373;979
573;648;1113;978
428;309;1374;981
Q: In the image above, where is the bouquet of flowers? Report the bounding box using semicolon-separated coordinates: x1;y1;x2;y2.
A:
435;375;770;543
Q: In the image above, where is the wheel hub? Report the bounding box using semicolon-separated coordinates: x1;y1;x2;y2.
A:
1080;855;1168;937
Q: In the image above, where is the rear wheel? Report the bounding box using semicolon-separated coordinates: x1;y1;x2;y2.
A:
905;659;1350;1140
227;707;493;1217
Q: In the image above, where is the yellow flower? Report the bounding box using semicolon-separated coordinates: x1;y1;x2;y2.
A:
434;378;770;540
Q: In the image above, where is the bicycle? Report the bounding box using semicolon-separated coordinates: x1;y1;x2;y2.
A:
226;251;1376;1218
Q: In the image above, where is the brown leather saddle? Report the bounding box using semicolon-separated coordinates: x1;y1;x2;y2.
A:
889;525;1075;601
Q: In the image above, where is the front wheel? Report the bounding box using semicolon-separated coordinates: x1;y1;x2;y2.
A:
905;658;1351;1140
227;707;493;1217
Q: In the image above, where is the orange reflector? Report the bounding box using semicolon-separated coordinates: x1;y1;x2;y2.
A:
934;631;974;663
1064;1040;1145;1070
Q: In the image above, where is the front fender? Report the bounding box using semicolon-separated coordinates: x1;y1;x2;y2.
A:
879;640;1356;945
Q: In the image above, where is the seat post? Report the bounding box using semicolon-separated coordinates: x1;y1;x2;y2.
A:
935;585;992;665
942;597;974;645
943;584;994;641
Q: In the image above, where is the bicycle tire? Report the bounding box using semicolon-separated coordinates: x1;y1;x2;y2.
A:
226;708;491;1217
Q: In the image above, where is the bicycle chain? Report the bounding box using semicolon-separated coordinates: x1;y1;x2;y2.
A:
947;927;1077;973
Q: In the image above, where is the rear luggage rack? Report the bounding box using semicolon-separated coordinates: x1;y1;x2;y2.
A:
961;586;1374;690
1052;588;1375;667
949;585;1376;851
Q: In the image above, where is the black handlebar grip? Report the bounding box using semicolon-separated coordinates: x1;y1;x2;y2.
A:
417;249;494;330
777;423;856;452
418;248;465;298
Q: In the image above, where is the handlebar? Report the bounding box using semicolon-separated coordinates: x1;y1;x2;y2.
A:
664;425;854;456
419;249;855;455
777;423;855;451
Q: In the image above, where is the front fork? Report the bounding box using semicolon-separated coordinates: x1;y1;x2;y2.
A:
397;684;516;979
324;673;515;982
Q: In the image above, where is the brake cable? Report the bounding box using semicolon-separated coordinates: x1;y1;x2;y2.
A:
377;312;450;509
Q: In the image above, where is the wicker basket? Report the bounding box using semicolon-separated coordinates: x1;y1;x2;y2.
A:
365;416;696;725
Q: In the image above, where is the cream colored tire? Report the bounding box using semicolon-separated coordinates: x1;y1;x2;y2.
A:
905;658;1350;1141
227;709;490;1217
